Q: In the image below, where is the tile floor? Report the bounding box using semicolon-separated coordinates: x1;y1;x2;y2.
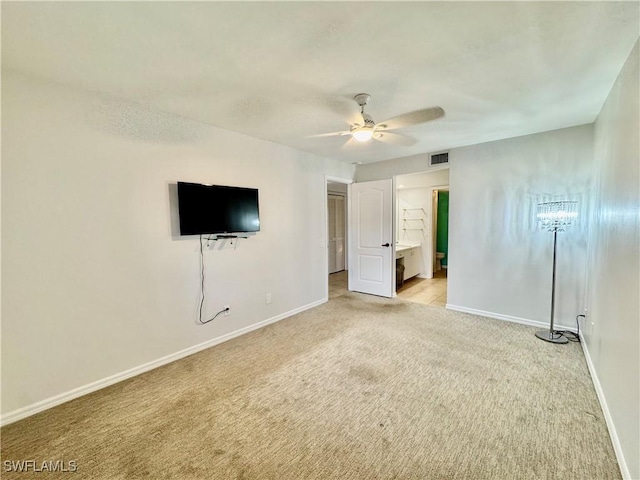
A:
396;269;447;307
328;269;448;308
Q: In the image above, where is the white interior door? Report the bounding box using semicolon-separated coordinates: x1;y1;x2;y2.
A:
328;194;346;274
348;179;394;297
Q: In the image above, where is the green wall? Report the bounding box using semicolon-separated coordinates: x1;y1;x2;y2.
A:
436;191;449;266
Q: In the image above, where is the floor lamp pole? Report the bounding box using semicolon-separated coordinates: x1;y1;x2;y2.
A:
536;228;568;344
550;230;558;332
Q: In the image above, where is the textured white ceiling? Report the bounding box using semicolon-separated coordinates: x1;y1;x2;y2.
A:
2;2;639;164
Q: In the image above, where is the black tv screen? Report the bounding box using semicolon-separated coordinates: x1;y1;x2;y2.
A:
177;182;260;235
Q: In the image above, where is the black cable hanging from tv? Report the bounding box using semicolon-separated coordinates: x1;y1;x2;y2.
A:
198;235;228;325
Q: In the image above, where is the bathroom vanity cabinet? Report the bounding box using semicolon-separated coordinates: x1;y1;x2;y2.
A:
396;246;421;281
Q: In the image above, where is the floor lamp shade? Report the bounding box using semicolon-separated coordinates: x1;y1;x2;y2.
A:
537;201;578;232
535;201;578;344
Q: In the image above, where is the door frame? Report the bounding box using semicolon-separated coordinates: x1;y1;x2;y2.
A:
394;167;450;280
324;175;353;300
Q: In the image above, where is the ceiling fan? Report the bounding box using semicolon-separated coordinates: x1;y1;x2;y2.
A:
317;93;444;146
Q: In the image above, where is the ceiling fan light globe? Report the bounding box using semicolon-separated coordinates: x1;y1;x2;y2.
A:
352;127;374;142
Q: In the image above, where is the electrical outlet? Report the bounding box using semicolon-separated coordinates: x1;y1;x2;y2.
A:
224;305;230;316
266;293;272;304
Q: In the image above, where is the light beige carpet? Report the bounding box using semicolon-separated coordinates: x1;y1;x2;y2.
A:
1;285;619;479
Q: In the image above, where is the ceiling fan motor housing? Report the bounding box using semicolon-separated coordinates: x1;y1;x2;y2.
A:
354;93;371;107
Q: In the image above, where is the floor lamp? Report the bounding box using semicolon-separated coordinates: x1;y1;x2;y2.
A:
535;201;578;344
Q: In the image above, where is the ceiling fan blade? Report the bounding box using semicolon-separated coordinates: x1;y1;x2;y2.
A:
374;132;417;146
378;106;445;131
339;137;359;149
308;130;351;138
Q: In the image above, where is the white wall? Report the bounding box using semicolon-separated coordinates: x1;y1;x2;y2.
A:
396;169;449;190
447;125;594;328
356;152;446;182
586;40;639;480
1;72;353;418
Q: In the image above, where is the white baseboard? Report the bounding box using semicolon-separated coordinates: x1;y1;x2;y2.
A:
445;304;578;333
0;298;327;427
580;333;630;479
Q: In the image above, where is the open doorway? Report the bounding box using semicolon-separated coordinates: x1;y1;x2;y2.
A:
325;177;351;300
394;170;449;307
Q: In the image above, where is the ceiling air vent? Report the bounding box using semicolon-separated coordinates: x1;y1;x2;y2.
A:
429;152;449;166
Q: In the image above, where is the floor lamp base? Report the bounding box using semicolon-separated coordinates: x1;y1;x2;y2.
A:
535;330;568;344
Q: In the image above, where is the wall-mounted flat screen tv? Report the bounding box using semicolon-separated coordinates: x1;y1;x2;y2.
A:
177;182;260;235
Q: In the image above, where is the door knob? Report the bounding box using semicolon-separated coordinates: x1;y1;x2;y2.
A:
382;243;390;247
